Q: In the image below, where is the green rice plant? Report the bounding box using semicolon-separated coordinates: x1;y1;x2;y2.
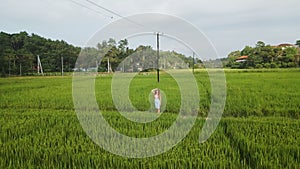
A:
0;69;299;168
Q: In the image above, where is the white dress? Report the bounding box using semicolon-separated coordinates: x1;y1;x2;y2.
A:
154;94;161;109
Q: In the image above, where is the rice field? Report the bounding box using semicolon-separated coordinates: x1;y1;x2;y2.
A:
0;69;299;168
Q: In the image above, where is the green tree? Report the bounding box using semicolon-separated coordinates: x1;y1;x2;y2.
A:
10;32;36;75
256;41;265;48
280;47;297;67
241;46;253;56
295;40;300;47
0;32;13;76
240;46;254;68
226;50;241;67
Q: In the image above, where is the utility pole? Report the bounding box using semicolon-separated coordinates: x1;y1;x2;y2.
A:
107;58;110;73
37;55;39;74
96;60;98;72
37;55;44;76
123;62;125;72
192;52;195;74
61;56;64;77
156;33;160;83
19;63;22;76
8;58;10;77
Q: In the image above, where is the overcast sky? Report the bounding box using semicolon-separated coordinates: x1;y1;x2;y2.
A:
1;0;299;57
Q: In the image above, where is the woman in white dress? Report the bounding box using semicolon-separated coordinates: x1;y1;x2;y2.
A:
153;89;161;113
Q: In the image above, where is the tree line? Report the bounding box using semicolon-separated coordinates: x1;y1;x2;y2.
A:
0;31;80;76
1;31;298;76
224;40;300;69
0;31;199;76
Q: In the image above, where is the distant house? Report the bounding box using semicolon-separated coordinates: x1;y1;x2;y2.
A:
277;43;295;50
296;47;300;66
235;56;248;62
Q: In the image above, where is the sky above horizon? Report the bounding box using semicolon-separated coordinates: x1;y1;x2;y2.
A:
1;0;299;58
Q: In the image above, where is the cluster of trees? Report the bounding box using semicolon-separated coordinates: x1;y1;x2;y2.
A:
0;31;81;76
3;31;298;75
76;38;133;72
0;31;198;76
224;41;300;69
78;42;200;73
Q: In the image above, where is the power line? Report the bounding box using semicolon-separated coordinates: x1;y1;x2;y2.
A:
68;0;114;19
85;0;123;19
86;0;164;83
79;0;164;83
85;0;157;31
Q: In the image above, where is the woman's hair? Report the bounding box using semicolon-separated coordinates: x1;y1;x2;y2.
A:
155;89;160;95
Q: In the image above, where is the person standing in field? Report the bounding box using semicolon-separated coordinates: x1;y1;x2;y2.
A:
153;89;161;113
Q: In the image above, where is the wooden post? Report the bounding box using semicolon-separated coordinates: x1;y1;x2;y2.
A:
157;33;160;83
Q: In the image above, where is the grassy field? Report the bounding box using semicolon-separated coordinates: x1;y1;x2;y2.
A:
0;69;300;168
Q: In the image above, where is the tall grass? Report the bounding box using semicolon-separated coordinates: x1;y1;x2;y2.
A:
0;69;299;168
1;69;298;117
